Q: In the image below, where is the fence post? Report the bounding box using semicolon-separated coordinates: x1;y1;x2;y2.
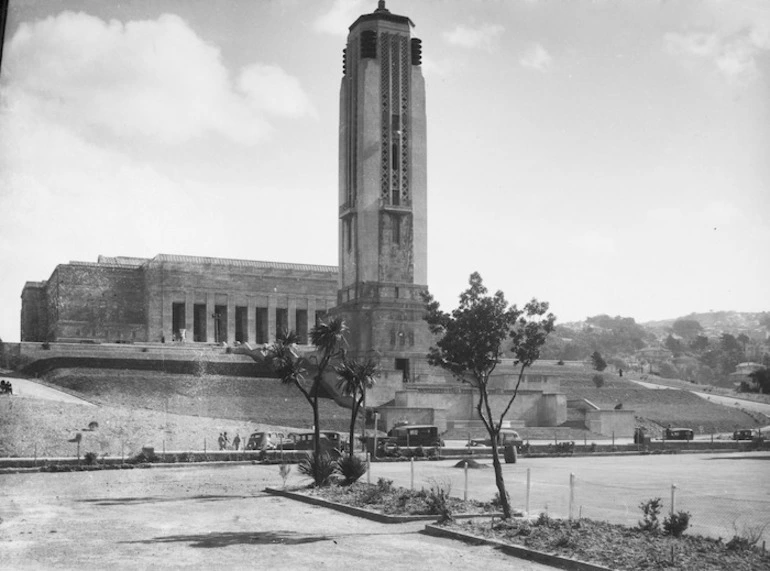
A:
569;473;575;520
464;462;468;502
366;452;371;484
526;468;531;515
670;483;677;515
410;457;415;490
162;440;166;462
612;431;615;448
204;438;207;454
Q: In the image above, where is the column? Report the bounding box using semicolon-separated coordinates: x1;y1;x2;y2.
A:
268;293;277;343
226;297;236;344
206;292;215;343
307;296;317;332
247;297;256;347
184;291;194;342
288;296;297;334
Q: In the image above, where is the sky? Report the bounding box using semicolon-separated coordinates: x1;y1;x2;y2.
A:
0;0;768;342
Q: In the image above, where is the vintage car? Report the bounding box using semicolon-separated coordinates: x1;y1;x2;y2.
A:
387;424;444;448
470;429;523;450
733;429;756;441
664;427;694;441
245;431;286;451
285;431;342;458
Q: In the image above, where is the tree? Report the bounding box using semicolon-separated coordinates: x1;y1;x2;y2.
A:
664;334;683;356
423;272;555;519
689;335;709;353
262;318;347;469
748;368;770;394
591;351;607;372
335;352;379;458
671;319;703;339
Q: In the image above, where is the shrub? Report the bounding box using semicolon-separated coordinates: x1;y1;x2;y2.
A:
638;498;662;533
424;479;453;523
338;455;368;485
536;511;552;526
663;510;691;537
376;477;394;493
298;452;338;487
727;522;769;551
592;374;605;388
83;451;98;465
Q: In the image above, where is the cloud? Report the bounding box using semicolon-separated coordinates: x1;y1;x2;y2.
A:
238;64;316;119
665;23;770;83
314;0;368;36
443;24;505;52
519;42;552;72
3;11;314;145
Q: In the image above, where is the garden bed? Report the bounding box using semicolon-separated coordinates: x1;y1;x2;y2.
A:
432;516;770;571
267;478;499;523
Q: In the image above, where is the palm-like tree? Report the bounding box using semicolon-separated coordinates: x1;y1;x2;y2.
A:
307;317;348;455
335;352;379;457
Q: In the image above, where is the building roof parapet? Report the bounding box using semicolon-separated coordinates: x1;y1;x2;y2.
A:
148;253;339;275
98;255;149;267
23;281;47;289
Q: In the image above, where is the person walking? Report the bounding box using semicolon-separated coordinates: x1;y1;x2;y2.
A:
218;432;225;450
233;433;241;451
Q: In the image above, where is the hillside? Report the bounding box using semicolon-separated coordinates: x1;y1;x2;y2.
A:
0;397;283;458
43;368;352;432
557;373;766;436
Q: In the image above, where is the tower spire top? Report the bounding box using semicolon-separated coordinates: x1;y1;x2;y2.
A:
375;1;390;13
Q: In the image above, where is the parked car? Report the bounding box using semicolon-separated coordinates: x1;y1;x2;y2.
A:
287;432;342;458
733;429;756;441
664;427;694;441
470;429;523;450
387;424;444;448
245;431;286;451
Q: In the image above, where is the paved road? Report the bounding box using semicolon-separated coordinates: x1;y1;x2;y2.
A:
0;377;96;407
0;464;556;571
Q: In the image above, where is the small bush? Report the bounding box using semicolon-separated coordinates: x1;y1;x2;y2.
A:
376;477;394;493
83;451;98;465
663;510;691;537
536;511;552;526
727;522;769;551
592;374;605;388
338;454;368;485
638;498;662;533
424;479;453;523
298;452;338;487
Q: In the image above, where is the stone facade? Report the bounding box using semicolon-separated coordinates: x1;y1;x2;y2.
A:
21;254;337;344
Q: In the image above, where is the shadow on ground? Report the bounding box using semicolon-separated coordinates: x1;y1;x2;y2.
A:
79;494;253;506
124;530;331;548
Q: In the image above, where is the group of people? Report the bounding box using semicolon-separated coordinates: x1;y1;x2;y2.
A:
0;380;13;395
217;431;241;451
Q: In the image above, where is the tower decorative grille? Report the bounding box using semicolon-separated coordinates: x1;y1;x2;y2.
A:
379;33;411;206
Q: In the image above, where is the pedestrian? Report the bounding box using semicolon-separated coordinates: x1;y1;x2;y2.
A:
233;433;241;451
223;432;229;449
218;432;225;450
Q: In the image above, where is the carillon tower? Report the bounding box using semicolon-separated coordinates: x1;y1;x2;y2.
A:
335;1;434;399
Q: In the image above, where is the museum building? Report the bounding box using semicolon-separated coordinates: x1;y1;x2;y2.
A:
20;254;338;345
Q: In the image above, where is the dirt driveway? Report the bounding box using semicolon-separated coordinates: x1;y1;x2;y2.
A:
0;463;555;571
